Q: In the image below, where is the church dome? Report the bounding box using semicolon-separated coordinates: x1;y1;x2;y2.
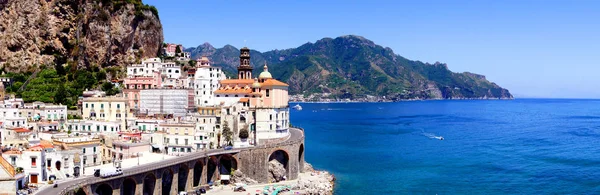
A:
258;63;272;79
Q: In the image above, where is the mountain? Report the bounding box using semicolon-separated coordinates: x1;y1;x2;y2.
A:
0;0;163;72
186;35;512;100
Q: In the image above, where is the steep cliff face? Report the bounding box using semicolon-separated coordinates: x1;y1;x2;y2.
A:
0;0;163;72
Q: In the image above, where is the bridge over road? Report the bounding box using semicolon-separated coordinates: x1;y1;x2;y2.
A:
36;127;305;195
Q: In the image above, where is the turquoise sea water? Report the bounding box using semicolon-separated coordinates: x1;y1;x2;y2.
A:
291;99;600;194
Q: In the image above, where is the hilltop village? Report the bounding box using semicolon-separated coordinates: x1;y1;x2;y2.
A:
0;46;333;195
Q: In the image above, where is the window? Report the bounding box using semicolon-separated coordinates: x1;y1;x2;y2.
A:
270;124;273;130
117;104;120;109
85;103;88;108
93;147;96;153
31;157;36;167
172;147;176;152
101;104;104;109
270;114;273;121
47;160;51;168
83;148;86;153
175;138;179;145
185;139;188;145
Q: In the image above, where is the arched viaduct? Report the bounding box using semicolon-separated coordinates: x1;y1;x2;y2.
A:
44;128;305;195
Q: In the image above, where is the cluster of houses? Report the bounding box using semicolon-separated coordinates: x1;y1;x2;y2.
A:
0;46;291;193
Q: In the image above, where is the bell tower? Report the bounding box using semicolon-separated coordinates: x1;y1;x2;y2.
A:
238;47;253;79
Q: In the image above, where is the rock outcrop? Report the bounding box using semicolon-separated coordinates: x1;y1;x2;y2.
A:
0;0;163;72
269;159;287;182
291;162;335;195
230;170;258;185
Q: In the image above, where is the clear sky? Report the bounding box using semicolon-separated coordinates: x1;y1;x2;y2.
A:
145;0;600;98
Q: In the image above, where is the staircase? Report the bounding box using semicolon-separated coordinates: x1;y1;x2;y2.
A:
18;69;40;92
52;167;67;180
0;156;15;178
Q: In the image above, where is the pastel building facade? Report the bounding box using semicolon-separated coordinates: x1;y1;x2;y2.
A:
81;97;130;131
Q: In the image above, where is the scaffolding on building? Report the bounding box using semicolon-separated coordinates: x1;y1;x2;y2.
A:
139;89;189;117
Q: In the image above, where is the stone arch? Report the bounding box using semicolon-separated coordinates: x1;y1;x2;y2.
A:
178;164;189;193
299;144;305;172
74;188;86;195
219;154;238;176
121;177;137;195
268;149;290;182
161;168;174;195
94;183;113;195
206;156;218;184
143;173;157;195
55;161;61;171
193;160;204;187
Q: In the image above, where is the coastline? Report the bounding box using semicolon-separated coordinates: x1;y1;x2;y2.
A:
210;162;335;195
290;97;514;104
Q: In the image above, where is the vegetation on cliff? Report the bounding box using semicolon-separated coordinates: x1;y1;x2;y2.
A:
186;35;512;100
3;65;119;108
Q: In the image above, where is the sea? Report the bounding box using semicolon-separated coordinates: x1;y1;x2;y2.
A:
291;99;600;194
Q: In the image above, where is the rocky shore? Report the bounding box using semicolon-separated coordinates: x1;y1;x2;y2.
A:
213;162;335;195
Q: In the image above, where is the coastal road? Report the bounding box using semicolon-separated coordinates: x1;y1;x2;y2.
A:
36;148;240;195
36;128;304;195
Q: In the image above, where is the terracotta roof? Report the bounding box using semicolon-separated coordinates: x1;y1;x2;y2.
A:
238;98;249;102
3;150;21;155
11;128;30;133
214;88;252;94
220;79;254;85
27;146;43;151
40;140;54;149
261;79;289;87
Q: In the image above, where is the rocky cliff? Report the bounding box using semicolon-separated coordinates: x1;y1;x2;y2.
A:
186;35;513;100
0;0;163;72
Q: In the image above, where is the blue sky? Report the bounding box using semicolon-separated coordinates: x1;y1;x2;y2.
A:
145;0;600;98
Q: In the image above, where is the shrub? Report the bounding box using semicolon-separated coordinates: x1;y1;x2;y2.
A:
239;128;249;139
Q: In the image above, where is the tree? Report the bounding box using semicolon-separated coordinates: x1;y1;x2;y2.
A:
239;127;249;139
222;122;233;146
101;82;113;92
54;84;67;104
95;70;107;81
175;45;182;54
188;60;196;67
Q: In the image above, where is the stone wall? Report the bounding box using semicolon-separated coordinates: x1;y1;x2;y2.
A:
64;128;306;195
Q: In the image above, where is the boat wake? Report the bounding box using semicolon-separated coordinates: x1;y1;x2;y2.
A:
422;132;444;140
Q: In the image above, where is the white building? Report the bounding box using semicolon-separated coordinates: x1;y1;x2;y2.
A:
0;108;27;128
127;58;162;78
65;120;122;134
193;57;225;107
129;118;164;132
160;62;182;80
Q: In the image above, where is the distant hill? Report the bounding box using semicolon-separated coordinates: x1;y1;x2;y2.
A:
185;35;512;100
